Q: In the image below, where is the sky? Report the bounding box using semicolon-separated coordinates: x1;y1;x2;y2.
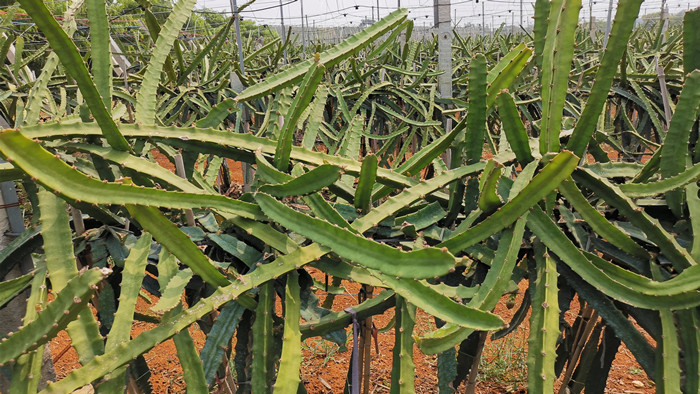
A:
194;0;697;28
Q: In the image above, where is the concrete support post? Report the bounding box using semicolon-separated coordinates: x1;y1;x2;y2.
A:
278;0;288;63
300;0;306;57
109;37;131;80
230;0;254;191
520;0;523;30
603;0;614;48
660;0;668;42
435;0;453;99
435;0;453;165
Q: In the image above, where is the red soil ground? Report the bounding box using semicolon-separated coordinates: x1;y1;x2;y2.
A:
49;276;655;393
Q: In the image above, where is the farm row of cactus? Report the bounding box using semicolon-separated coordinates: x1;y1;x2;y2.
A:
0;0;699;392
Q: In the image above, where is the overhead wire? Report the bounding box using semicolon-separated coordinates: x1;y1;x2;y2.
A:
0;0;690;46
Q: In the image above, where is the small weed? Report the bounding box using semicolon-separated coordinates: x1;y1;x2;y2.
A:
629;367;643;375
478;331;528;386
302;338;344;368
